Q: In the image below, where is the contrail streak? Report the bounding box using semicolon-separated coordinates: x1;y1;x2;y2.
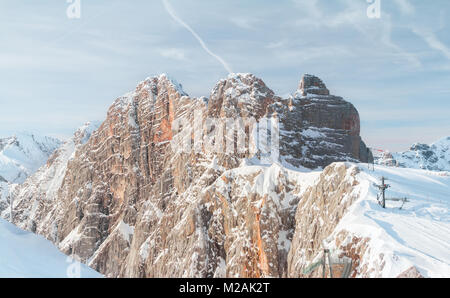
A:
162;0;233;74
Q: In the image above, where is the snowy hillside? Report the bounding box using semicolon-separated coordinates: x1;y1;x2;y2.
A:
0;133;61;183
324;163;450;277
376;137;450;172
0;218;102;278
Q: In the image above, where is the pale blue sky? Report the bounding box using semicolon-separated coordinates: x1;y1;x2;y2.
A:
0;0;449;151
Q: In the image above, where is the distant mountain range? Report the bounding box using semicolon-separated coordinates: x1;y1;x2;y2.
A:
0;133;61;184
376;137;450;172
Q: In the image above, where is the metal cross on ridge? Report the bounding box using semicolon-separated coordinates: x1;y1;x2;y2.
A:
374;177;409;209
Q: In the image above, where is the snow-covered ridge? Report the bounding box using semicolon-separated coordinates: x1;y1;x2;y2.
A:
288;162;450;278
0;132;61;184
376;136;450;172
112;73;188;112
333;164;450;277
0;218;102;278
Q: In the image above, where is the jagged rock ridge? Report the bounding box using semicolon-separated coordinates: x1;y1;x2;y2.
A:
9;73;374;277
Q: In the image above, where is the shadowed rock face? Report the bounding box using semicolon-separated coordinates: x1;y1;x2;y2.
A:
279;74;372;169
9;73;372;277
298;74;330;96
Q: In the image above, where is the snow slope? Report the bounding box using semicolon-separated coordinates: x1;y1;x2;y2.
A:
327;163;450;277
376;136;450;172
0;133;61;183
0;218;102;278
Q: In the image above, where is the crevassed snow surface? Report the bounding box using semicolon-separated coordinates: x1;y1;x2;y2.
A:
331;164;450;277
0;218;102;278
0;133;61;183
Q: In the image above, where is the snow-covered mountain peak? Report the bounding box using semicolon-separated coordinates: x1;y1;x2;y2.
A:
376;136;450;172
210;72;277;109
0;133;62;183
113;74;189;113
73;121;102;146
427;136;450;151
204;72;282;123
140;73;187;97
226;72;256;80
216;72;267;89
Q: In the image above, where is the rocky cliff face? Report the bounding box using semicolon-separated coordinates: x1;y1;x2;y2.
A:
9;122;100;232
0;180;9;218
279;74;371;169
9;73;373;277
288;163;361;277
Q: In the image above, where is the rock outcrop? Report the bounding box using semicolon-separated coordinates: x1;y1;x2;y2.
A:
279;74;372;169
9;73;373;277
297;74;330;96
397;266;424;278
287;163;361;277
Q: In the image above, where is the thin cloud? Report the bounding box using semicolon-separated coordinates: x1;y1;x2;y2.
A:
412;28;450;60
162;0;233;74
290;0;422;68
266;41;285;49
391;0;450;62
391;1;450;63
393;0;416;15
230;17;259;30
380;15;422;68
291;0;322;19
159;48;186;61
